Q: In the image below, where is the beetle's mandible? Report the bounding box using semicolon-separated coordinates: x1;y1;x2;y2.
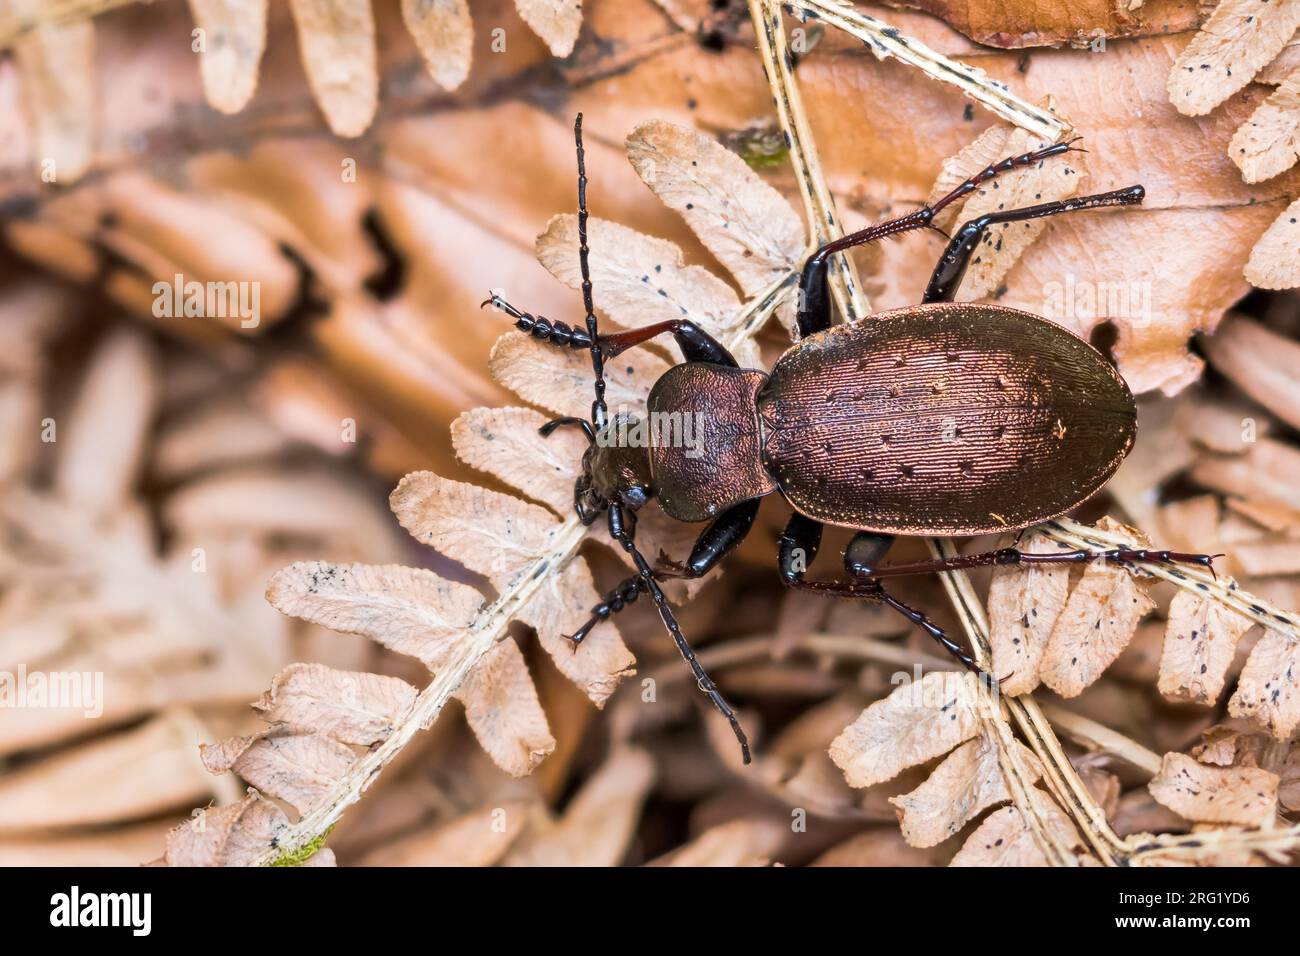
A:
484;115;1216;764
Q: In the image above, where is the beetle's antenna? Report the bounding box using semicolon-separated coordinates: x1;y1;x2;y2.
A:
575;113;608;432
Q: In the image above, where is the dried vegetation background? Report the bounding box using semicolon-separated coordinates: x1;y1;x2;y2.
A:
0;0;1298;866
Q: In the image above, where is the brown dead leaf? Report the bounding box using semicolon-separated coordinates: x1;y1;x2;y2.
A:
264;559;563;776
0;714;217;833
358;801;532;866
906;0;1201;49
1245;196;1300;289
1157;589;1255;704
1192;437;1300;511
949;119;1083;301
830;671;986;789
515;558;637;707
391;472;561;590
649;818;786;867
811;828;948;867
451;406;586;515
987;530;1071;696
54;327;159;520
1228;628;1300;739
200;731;357;814
515;0;582;57
889;732;1044;848
1201;314;1300;430
488;330;669;422
454;638;556;777
1259;31;1300;83
1230;68;1300;182
1234;537;1300;576
1076;761;1121;819
1148;751;1279;825
503;747;654;865
1191;721;1300;809
1112;787;1192;837
1167;0;1300;117
10;8;94;183
163;794;294;867
536;215;741;338
266;562;483;671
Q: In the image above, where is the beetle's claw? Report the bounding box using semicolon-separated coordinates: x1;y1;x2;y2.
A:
567;618;597;649
654;556;688;579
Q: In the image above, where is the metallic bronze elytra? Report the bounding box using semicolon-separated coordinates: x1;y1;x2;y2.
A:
755;302;1136;535
484;115;1216;765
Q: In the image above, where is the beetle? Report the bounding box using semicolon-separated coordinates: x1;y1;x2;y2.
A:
486;115;1214;764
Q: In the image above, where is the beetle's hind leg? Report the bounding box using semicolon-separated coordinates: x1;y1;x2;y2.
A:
922;186;1145;303
838;539;1219;580
794;140;1082;338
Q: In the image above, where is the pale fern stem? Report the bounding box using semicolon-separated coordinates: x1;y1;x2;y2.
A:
254;519;588;865
790;0;1067;141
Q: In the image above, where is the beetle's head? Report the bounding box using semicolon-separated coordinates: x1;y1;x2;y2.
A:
574;412;654;524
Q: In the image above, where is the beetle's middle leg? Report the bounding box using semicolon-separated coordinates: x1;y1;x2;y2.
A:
482;299;739;368
777;516;981;671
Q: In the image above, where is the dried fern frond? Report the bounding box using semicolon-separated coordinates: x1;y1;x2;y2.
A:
823;509;1300;866
167;116;813;865
1167;0;1300;118
150;1;1300;869
1166;0;1300;289
0;0;584;177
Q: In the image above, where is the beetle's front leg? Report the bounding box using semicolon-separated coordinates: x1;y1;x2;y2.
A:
482;294;593;350
570;500;763;644
603;502;752;764
596;320;738;366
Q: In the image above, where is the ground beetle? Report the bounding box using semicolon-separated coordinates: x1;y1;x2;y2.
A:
485;115;1214;764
